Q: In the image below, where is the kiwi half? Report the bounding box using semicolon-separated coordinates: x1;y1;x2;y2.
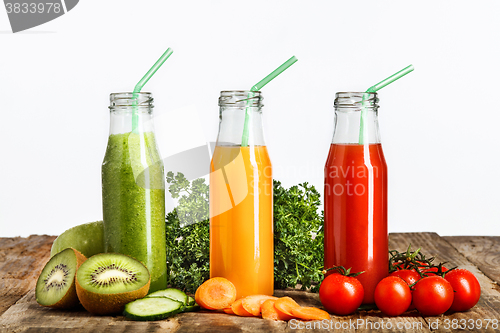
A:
36;248;87;309
75;253;150;315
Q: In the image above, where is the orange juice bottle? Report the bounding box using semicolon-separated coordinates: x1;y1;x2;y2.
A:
210;91;273;299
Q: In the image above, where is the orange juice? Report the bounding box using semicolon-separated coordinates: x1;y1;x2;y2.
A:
210;145;273;299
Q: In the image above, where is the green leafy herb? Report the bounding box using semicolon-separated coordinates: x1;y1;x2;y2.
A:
166;172;209;228
165;173;325;294
273;180;324;292
165;172;209;293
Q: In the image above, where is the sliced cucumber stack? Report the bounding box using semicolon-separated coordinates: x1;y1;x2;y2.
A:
146;288;188;305
123;297;184;321
124;288;201;321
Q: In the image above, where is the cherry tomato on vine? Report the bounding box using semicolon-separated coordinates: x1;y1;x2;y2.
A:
422;265;448;275
413;276;454;316
390;269;421;285
444;269;481;312
319;273;364;315
374;276;412;316
390;269;421;310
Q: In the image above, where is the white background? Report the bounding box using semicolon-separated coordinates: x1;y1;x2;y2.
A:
1;1;499;237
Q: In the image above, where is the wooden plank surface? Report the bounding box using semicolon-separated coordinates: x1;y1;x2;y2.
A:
0;235;55;316
0;233;499;332
0;290;180;333
444;236;500;285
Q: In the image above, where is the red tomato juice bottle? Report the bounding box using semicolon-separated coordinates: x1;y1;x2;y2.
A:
324;92;388;304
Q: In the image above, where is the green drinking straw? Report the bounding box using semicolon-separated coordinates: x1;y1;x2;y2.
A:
358;64;414;144
132;47;174;133
241;55;298;147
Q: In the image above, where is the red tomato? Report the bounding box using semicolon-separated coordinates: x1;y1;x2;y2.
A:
423;266;448;275
413;276;454;316
374;276;412;316
408;261;448;276
389;269;421;285
319;273;364;315
389;269;421;310
444;269;481;312
391;260;445;277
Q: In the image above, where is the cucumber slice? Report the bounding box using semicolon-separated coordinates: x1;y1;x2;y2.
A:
182;296;200;312
146;288;188;304
183;303;201;312
123;297;183;321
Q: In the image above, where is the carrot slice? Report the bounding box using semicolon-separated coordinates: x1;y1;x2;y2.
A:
231;298;254;317
291;307;330;321
223;307;235;315
241;295;278;316
261;299;294;321
194;277;237;310
194;285;213;310
274;297;301;317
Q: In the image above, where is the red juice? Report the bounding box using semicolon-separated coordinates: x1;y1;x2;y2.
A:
324;143;388;304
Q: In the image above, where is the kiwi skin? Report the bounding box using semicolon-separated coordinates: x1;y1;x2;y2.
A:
75;253;150;315
36;248;87;309
50;221;104;258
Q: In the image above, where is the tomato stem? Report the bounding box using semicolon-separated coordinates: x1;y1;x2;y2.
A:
389;244;458;278
389;244;436;276
323;265;364;277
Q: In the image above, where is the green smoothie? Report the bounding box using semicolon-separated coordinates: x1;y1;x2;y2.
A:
102;131;166;292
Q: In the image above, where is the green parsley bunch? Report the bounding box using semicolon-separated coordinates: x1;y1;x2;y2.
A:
165;173;324;294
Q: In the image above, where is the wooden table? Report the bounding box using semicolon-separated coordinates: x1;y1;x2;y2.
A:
0;233;499;332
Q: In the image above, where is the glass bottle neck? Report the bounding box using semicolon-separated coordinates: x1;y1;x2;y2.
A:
332;92;381;144
108;92;155;135
216;91;265;146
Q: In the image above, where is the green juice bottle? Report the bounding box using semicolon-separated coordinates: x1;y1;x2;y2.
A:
102;92;166;292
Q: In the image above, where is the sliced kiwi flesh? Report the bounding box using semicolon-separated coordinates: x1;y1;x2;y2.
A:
75;253;150;315
36;248;86;308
